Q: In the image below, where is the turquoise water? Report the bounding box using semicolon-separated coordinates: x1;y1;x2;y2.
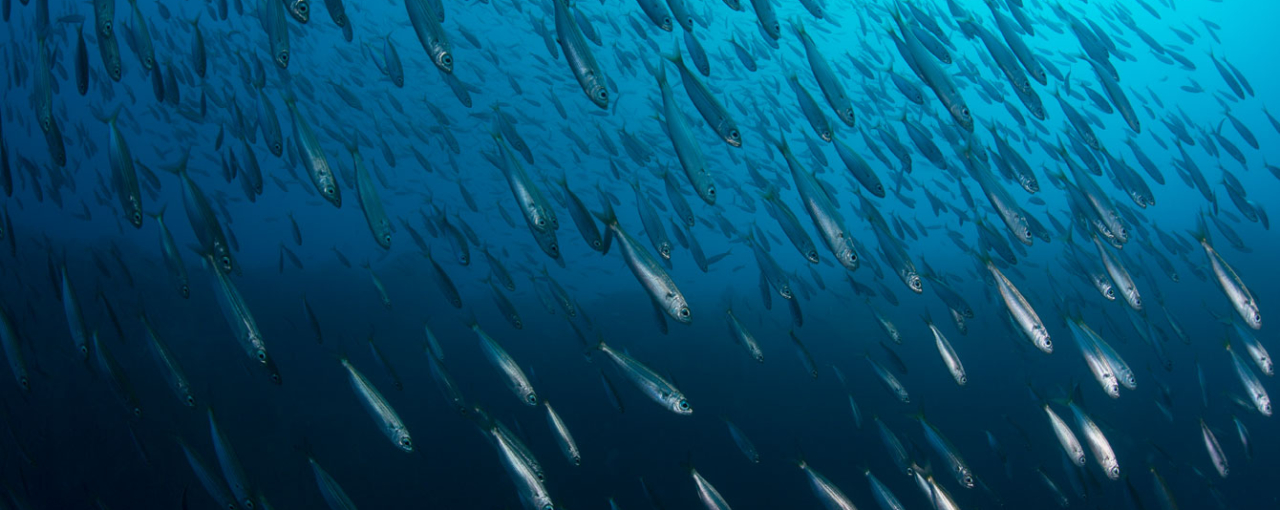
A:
0;0;1277;508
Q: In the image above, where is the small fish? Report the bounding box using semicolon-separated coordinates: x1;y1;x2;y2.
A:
341;357;413;452
596;340;691;414
543;400;580;465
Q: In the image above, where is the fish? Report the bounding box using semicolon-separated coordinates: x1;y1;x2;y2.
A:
140;312;195;407
543;400;580;465
406;0;453;73
284;96;341;207
797;459;857;510
595;340;691;414
598;200;691;323
664;52;741;147
348;144;390;249
1192;216;1260;329
656;59;716;204
60;266;90;360
471;322;537;406
1199;419;1228;478
206;408;253;509
206;253;281;385
340;357;413;452
723;418;759;463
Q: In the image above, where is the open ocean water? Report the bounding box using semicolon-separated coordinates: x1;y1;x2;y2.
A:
0;0;1277;508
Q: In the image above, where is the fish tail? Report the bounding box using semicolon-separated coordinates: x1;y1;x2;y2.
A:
1187;211;1210;244
145;203;166;221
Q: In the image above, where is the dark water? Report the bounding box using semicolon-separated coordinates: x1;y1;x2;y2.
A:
0;0;1277;508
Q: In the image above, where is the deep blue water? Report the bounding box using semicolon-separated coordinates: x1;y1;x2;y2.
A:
0;0;1277;508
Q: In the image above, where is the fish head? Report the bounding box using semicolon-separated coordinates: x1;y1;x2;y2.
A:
523;389;539;406
393;75;404;88
215;245;235;274
128;207;144;229
837;243;859;272
723;126;743;148
699;183;717;205
657;242;672;260
959;468;975;488
667;393;692;415
431;44;454;74
839;107;857;127
265;357;283;385
39;113;52;133
1125;290;1142;310
274;47;290;69
178;282;190;298
143;54;155;71
659;16;673;31
321;181;341;207
1245;306;1262;330
107;60;122;81
269;138;283;157
394;430;414;452
1258;395;1272;416
907;273;923;294
1033;329;1052;353
950;103;973;131
1106;463;1120;480
819;129;833;143
1106;381;1120;398
779;285;793;300
99;18;113;39
18;376;29;392
805;249;820;264
287;0;310;22
1019;175;1039;194
668;296;692;324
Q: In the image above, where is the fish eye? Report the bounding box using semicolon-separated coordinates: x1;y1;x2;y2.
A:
526;394;538;405
543;505;554;510
220;256;232;268
959;376;967;384
961;107;970;117
679;308;690;318
79;345;88;356
678;399;689;410
383;234;391;244
400;437;412;447
441;54;453;67
297;2;308;13
1109;467;1120;477
20;378;29;390
1254;313;1262;323
964;475;973;485
596;88;608;101
133;407;142;417
773;23;780;33
729;129;740;140
186;395;196;406
549;243;559;254
707;187;716;196
256;350;267;362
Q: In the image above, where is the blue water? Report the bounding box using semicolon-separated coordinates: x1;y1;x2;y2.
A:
0;0;1277;508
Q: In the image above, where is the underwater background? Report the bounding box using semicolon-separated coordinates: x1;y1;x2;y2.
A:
0;0;1277;508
